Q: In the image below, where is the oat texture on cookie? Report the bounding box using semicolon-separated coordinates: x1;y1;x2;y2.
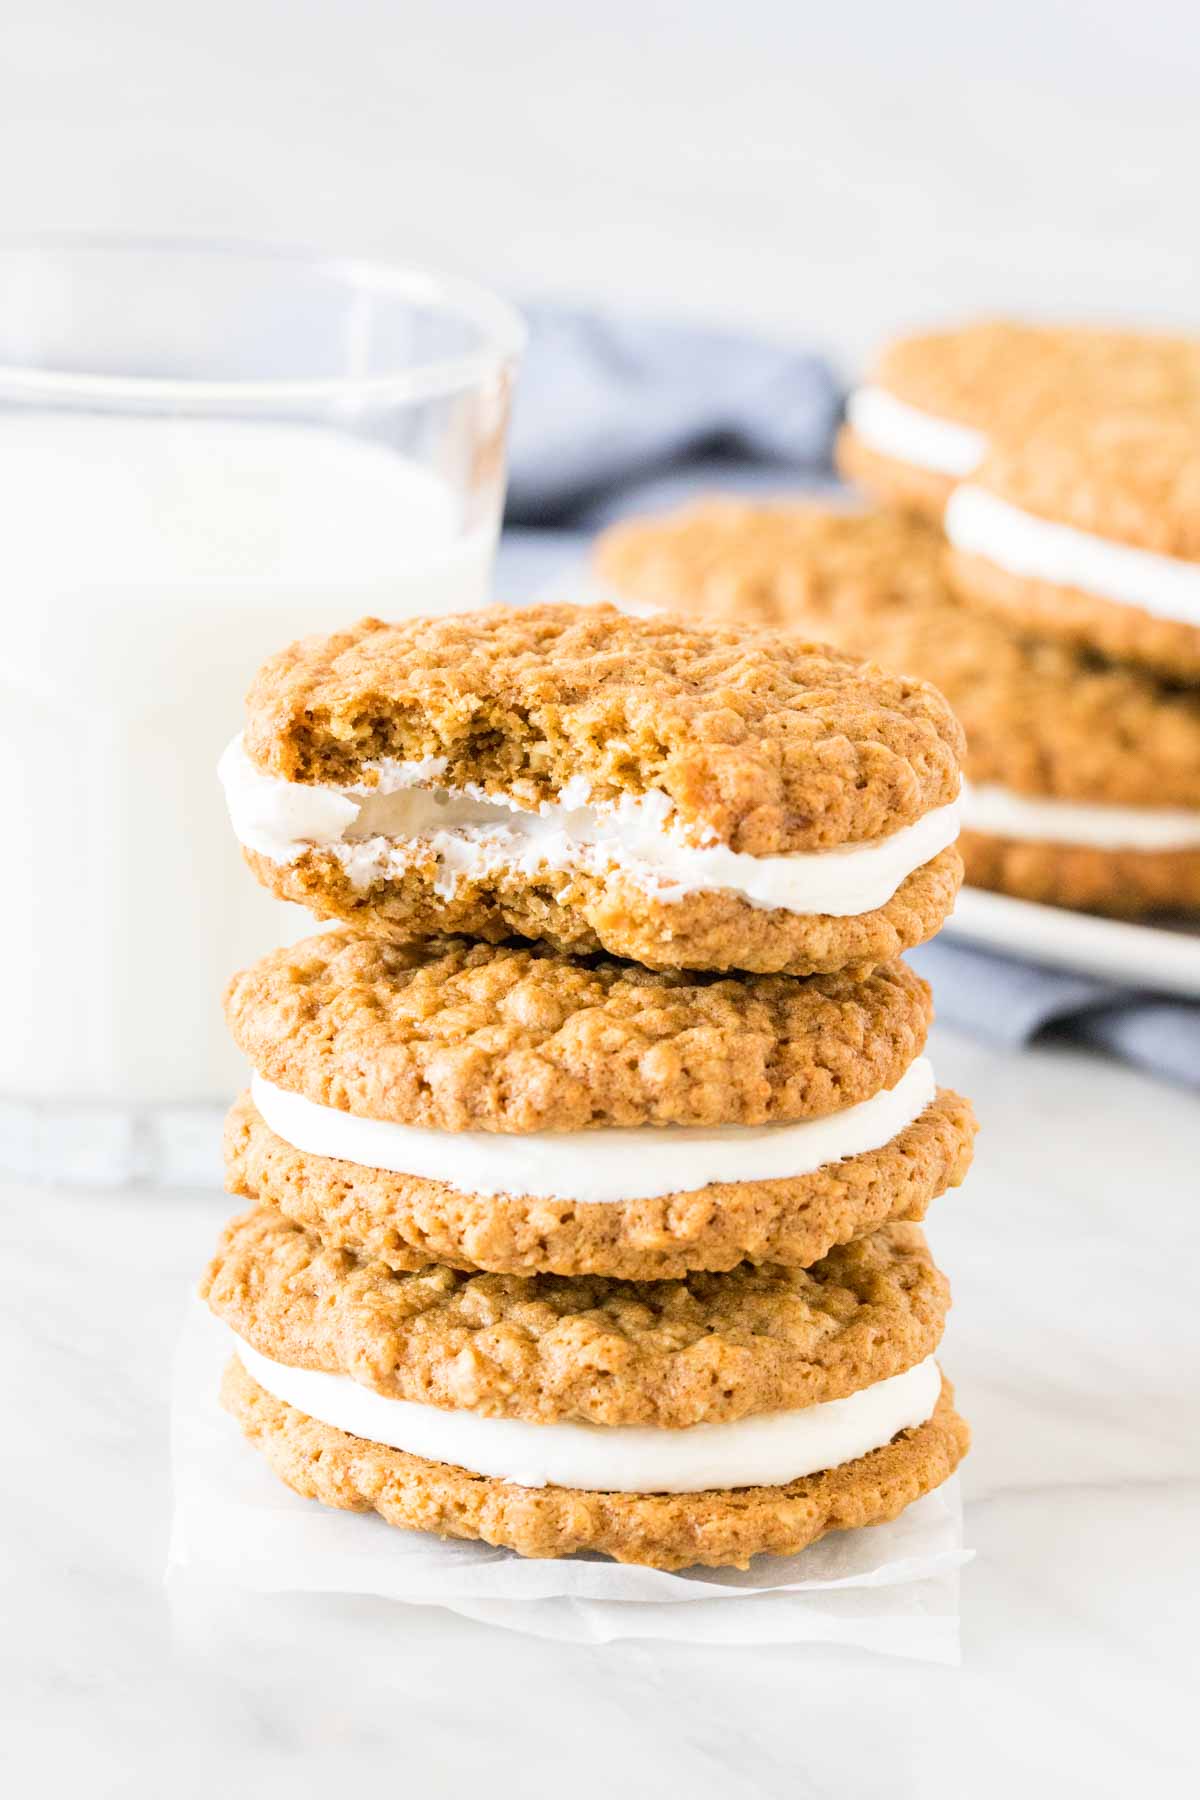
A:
224;931;935;1132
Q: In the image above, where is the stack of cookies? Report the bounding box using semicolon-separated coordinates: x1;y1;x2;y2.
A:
205;604;976;1570
598;320;1200;918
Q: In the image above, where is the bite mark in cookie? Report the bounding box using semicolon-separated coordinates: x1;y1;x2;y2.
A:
222;604;963;971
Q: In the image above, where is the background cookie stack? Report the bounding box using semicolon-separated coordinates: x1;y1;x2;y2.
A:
597;320;1200;920
205;603;977;1570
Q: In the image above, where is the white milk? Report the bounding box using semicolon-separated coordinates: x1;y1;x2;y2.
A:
0;414;496;1105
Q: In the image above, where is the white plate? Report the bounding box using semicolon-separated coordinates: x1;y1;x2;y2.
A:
946;886;1200;999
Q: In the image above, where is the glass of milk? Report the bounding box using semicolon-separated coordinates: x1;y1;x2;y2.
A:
0;239;525;1184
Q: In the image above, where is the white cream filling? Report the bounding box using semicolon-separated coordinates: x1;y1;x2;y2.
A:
962;780;1200;852
846;386;987;478
250;1056;937;1205
219;735;960;918
233;1335;941;1494
946;486;1200;628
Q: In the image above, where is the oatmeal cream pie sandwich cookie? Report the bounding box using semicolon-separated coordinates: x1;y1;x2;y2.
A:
595;501;1200;915
223;931;975;1280
946;409;1200;683
838;319;1200;524
202;1207;969;1569
219;604;965;977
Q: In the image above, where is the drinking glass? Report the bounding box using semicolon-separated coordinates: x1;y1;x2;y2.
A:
0;238;525;1183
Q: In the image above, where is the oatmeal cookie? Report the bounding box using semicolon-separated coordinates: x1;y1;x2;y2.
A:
202;1208;950;1429
224;604;964;974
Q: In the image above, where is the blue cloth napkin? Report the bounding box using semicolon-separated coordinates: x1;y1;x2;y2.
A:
909;941;1199;1089
498;307;1200;1089
505;304;843;528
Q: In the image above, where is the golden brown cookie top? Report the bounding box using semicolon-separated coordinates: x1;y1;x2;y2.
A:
203;1207;949;1428
870;319;1199;438
241;603;963;854
596;500;950;631
594;501;1200;810
224;930;932;1132
970;407;1200;562
872;319;1062;431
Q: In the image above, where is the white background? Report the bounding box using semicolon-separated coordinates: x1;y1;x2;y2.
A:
3;0;1198;370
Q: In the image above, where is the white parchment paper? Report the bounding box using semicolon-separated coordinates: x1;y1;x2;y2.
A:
168;1303;970;1661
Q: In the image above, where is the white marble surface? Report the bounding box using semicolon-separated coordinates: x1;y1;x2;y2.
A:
5;1024;1198;1797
